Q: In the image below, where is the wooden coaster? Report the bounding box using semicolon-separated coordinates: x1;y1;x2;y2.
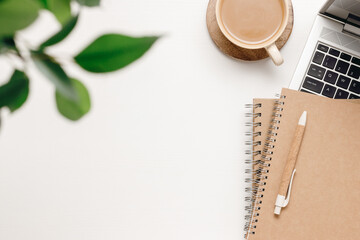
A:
206;0;294;61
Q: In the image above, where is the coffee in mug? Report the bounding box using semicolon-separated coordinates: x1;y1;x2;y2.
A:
221;0;285;44
216;0;290;66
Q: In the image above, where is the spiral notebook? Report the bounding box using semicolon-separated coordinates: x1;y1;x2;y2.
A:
244;98;276;233
244;88;360;240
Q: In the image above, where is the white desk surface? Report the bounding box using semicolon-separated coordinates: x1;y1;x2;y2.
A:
0;0;325;239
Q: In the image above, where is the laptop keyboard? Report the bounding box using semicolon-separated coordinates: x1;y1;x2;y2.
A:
300;42;360;99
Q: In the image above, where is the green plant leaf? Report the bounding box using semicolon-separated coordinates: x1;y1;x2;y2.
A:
0;70;29;112
76;0;100;7
31;52;78;101
74;34;159;73
56;78;90;121
0;37;19;54
2;37;16;49
38;0;48;8
0;0;40;37
39;15;78;49
46;0;72;25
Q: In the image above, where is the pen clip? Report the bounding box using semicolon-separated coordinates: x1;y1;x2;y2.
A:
283;169;296;207
274;169;296;215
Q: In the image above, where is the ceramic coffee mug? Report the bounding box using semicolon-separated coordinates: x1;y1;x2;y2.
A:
216;0;289;66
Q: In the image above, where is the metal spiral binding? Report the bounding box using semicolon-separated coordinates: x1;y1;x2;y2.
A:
243;103;263;236
244;96;285;238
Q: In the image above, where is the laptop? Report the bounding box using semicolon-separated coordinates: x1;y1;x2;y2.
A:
289;0;360;99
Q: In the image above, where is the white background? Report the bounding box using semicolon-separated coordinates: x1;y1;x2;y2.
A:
0;0;325;239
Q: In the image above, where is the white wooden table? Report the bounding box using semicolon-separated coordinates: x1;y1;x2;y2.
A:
0;0;325;239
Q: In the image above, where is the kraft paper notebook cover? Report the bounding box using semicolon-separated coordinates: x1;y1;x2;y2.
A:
245;88;360;240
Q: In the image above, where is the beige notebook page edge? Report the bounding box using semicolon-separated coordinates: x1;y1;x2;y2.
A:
250;89;360;240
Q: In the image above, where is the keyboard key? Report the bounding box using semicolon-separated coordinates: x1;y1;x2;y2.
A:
329;48;340;57
336;75;351;89
335;60;350;74
308;64;326;80
317;44;329;53
321;84;336;98
334;89;349;99
348;65;360;79
352;57;360;66
349;94;360;99
324;70;338;84
340;52;351;61
302;77;324;93
349;80;360;94
323;55;337;69
312;51;325;64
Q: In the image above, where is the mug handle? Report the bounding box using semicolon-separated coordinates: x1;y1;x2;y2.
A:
265;44;284;66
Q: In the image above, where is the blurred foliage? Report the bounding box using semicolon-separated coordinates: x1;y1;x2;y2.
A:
75;34;159;73
0;0;159;122
0;70;29;112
